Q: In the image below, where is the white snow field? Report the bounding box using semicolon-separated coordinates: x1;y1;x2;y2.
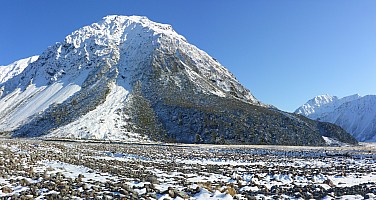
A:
0;139;375;199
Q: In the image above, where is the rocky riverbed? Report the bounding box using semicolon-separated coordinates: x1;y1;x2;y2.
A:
0;138;375;199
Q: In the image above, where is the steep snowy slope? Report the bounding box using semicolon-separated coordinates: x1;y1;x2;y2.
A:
0;56;39;84
0;15;356;145
296;94;376;142
0;55;39;102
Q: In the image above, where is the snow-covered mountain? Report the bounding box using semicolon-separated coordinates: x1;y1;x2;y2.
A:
0;56;39;84
0;15;357;145
0;56;39;98
296;94;376;142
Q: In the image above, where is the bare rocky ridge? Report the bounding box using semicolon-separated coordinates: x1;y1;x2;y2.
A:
0;15;356;145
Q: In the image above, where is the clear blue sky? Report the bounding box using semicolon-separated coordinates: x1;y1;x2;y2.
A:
1;0;375;112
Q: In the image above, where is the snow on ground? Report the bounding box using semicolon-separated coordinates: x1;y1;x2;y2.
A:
34;160;117;183
329;173;376;188
0;139;375;199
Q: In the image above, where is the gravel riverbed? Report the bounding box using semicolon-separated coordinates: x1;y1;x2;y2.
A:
0;139;375;199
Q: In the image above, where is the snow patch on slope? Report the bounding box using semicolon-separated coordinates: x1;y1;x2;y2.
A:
0;82;81;131
47;83;148;141
322;136;347;146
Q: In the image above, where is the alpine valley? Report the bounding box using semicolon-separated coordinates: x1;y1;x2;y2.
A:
0;15;357;146
296;94;376;142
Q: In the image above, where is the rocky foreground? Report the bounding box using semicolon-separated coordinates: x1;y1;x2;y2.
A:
0;138;375;199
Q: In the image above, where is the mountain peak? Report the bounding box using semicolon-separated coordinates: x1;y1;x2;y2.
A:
0;56;39;84
0;15;261;137
341;94;361;102
100;15;169;31
102;15;148;21
295;94;337;117
296;94;364;117
311;94;337;105
101;15;153;25
64;15;186;49
296;94;376;142
0;16;357;145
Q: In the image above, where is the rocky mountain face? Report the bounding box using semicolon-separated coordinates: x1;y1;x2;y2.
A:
296;94;376;142
0;56;39;84
0;15;357;145
0;56;39;97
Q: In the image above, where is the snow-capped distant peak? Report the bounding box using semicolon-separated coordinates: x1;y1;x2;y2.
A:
296;94;376;142
341;94;361;102
310;94;336;106
295;94;363;117
295;94;337;116
0;56;39;84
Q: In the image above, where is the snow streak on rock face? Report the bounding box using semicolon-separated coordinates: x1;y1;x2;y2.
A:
0;15;356;145
296;94;376;142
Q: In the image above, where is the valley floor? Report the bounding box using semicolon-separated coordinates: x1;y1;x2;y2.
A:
0;138;375;199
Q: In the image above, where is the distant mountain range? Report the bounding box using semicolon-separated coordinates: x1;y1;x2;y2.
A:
296;94;376;142
0;15;357;146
